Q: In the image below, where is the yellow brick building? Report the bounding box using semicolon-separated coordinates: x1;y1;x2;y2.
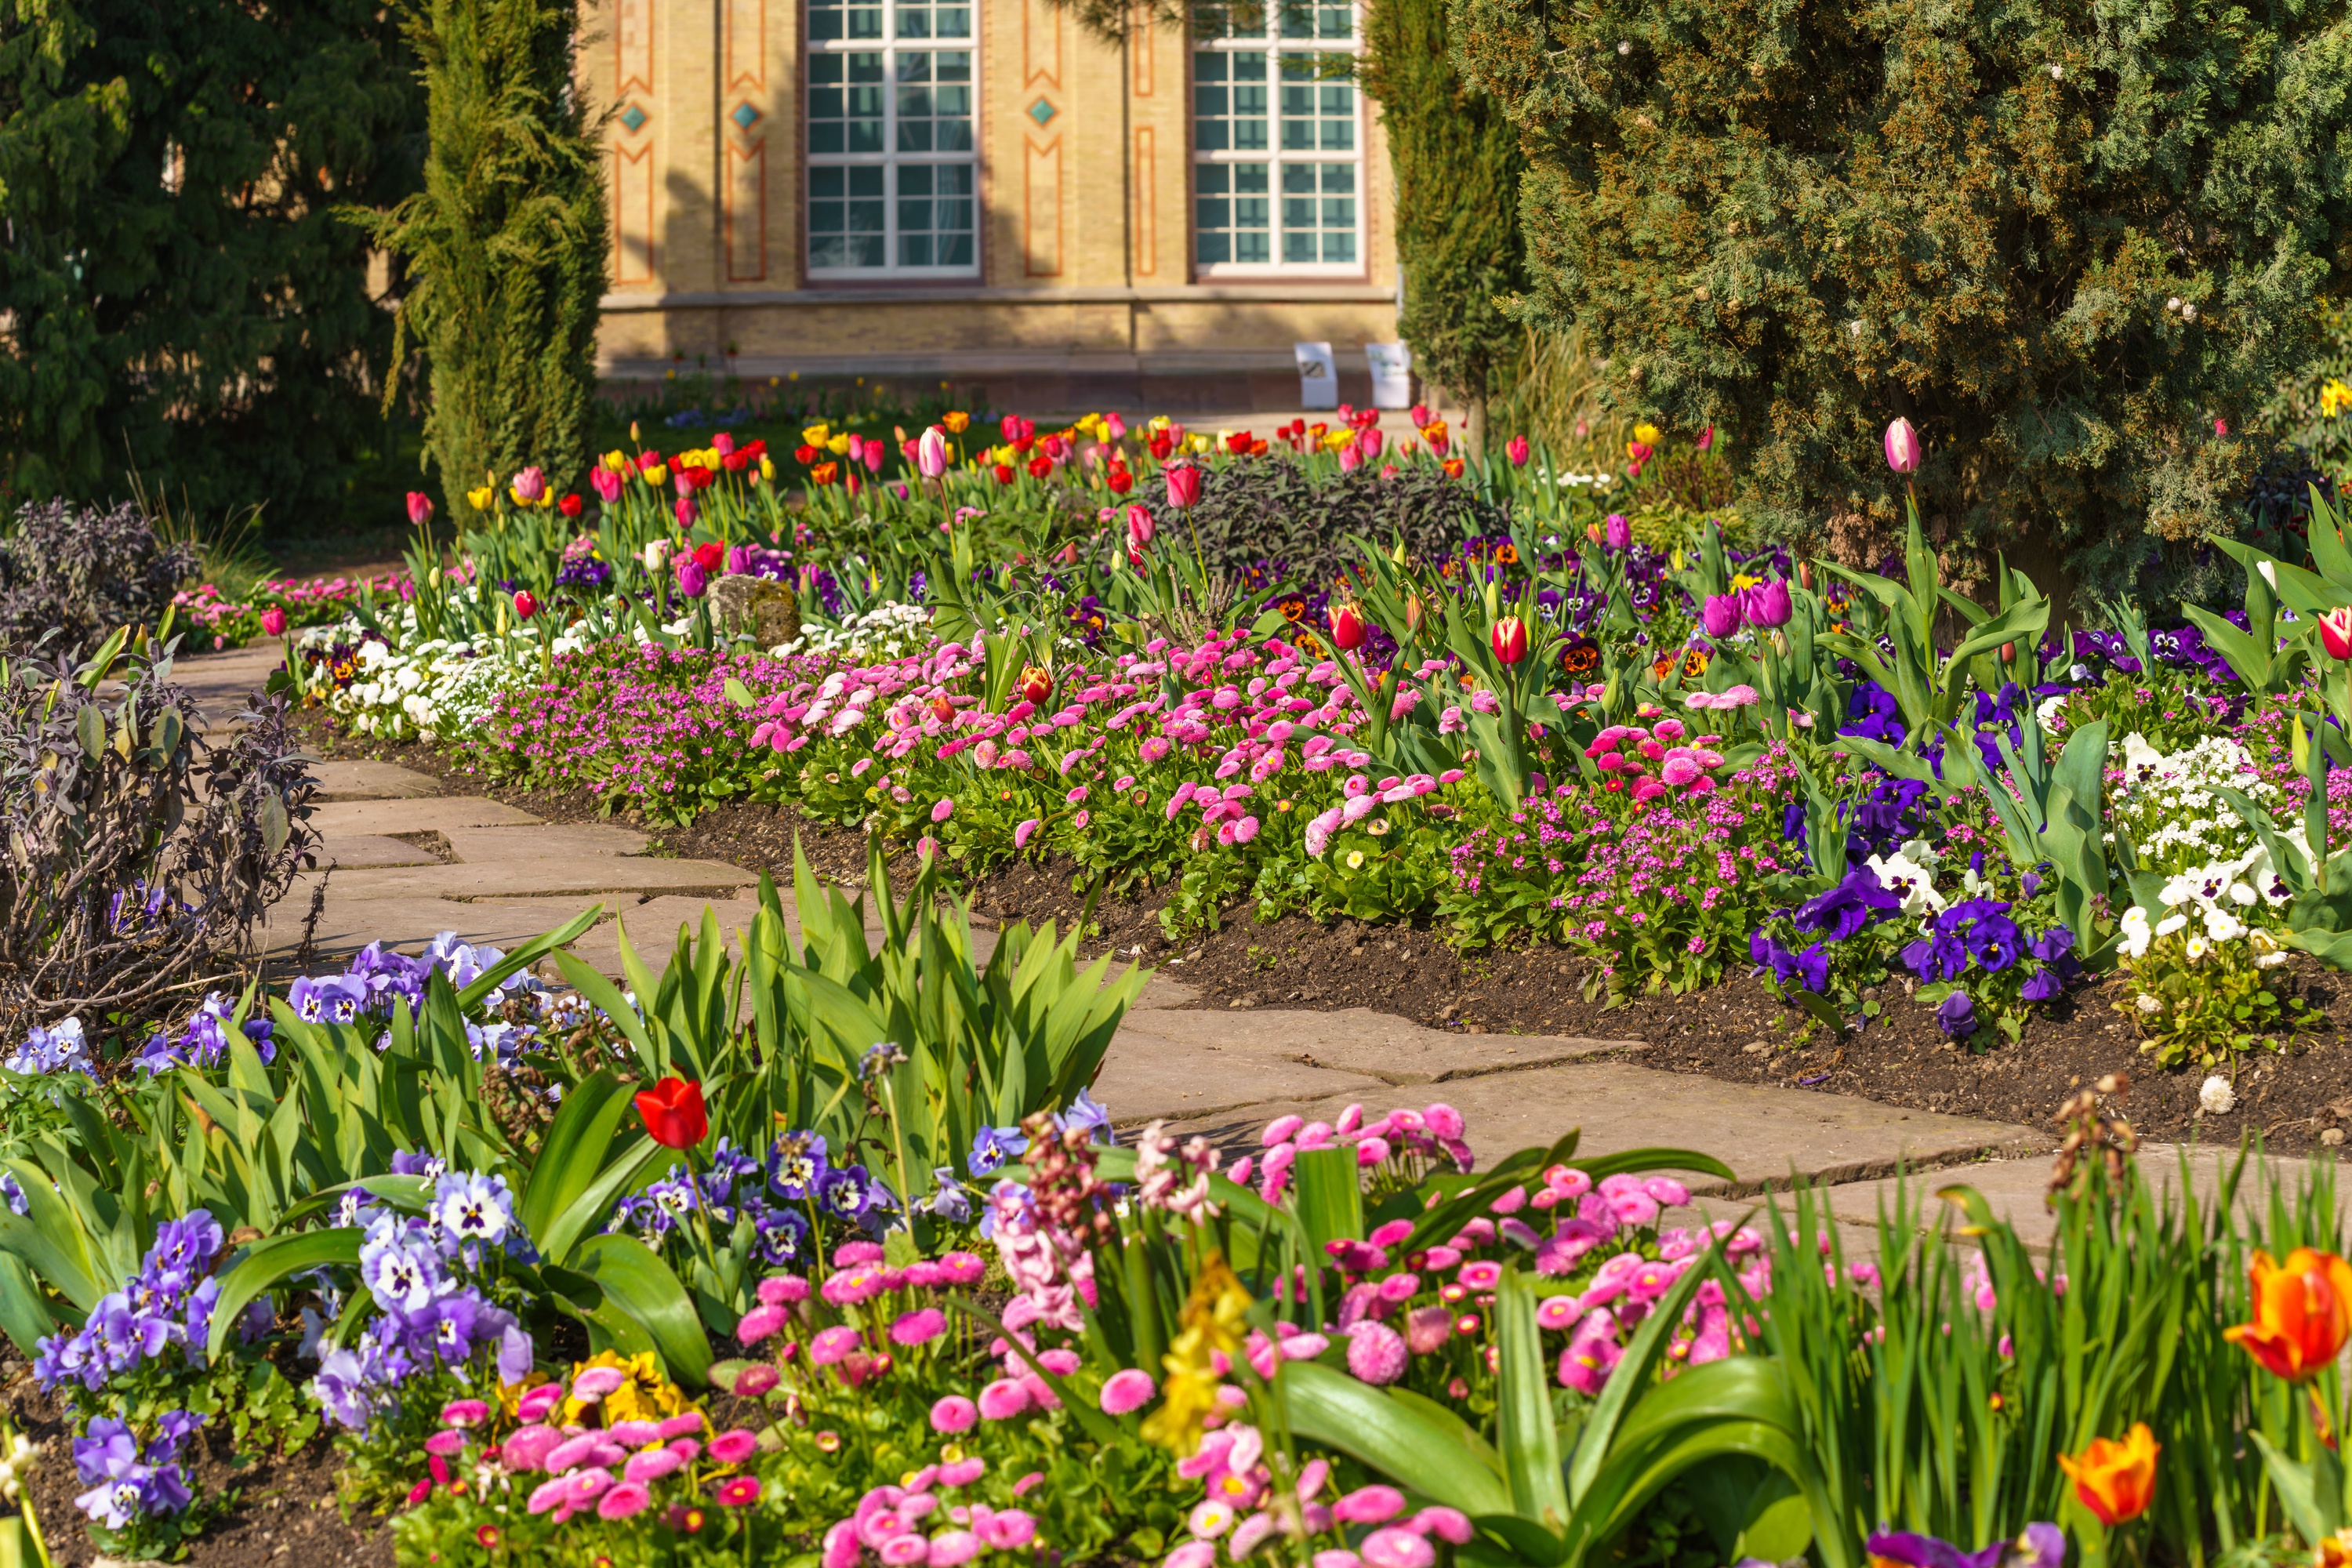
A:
579;0;1406;412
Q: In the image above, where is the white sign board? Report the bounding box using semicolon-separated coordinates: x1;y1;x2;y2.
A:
1365;342;1412;409
1294;341;1338;410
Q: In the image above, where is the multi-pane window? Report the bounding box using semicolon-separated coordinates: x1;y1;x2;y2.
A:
1193;1;1363;274
808;0;977;275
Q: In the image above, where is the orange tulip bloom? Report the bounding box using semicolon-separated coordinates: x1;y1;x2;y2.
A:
2056;1423;2159;1526
2225;1247;2352;1381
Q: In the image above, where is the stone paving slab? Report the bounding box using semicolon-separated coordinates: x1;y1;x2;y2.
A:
173;645;286;730
1785;1143;2352;1253
1116;1006;1642;1085
310;760;441;801
1095;1048;1390;1127
310;798;544;833
261;895;586;963
317;833;444;869
315;856;757;903
1157;1054;2047;1192
441;823;655;861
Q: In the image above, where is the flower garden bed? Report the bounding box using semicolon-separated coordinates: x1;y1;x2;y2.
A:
296;716;2352;1155
18;408;2352;1568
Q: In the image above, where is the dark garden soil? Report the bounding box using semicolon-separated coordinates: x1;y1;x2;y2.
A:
301;717;2352;1157
2;1350;390;1568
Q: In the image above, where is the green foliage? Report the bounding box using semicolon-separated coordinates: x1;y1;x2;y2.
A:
357;0;608;509
1449;0;2352;596
0;0;421;517
1361;0;1526;429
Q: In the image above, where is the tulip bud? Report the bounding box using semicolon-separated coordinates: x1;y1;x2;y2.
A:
1604;514;1632;551
406;491;435;527
260;606;288;637
1884;417;1922;474
1506;435;1530;467
1490;615;1529;666
1125;503;1156;551
514;590;538;620
1165;462;1203;510
2321;608;2352;660
2001;641;2016;663
676;561;708;598
917;426;950;479
1328;604;1367;652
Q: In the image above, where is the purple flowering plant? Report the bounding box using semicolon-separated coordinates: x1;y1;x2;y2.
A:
29;1210;303;1558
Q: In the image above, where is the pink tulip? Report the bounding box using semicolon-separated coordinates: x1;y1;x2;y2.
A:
591;466;623;503
260;607;287;637
512;466;548;503
1165;463;1203;510
405;490;434;526
1884;417;1921;474
917;426;949;478
1506;435;1530;466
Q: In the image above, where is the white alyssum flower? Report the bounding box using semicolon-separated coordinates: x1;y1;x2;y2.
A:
2199;1075;2237;1115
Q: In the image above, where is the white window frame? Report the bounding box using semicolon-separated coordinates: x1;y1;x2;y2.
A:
805;0;982;279
1190;0;1367;280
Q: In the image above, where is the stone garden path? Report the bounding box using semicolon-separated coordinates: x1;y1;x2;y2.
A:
179;647;2335;1254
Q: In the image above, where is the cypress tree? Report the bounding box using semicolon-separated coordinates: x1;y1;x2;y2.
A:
1360;0;1525;451
0;0;420;517
1449;0;2352;598
358;0;608;510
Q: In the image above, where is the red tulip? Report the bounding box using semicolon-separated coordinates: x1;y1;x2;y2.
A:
634;1078;709;1149
1165;463;1203;510
557;493;583;519
1018;665;1054;703
512;590;538;620
993;463;1016;485
1329;604;1366;652
406;491;435;526
260;607;288;637
1491;615;1529;666
1126;503;1156;551
2322;607;2352;660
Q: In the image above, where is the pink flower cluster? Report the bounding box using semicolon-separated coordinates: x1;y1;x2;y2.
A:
1302;770;1463;857
738;1241;987;1393
426;1375;764;1526
1245;1102;1471;1206
1160;1425;1474;1568
821;1454;1038;1567
1582;715;1727;802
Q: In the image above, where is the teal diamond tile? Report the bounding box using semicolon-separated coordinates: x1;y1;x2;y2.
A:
619;102;648;132
1027;96;1058;126
730;101;761;131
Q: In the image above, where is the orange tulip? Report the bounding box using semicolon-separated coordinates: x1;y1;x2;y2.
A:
2056;1423;2159;1526
2226;1247;2352;1381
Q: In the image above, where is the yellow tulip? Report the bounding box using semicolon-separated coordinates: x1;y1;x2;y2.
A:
802;423;831;446
643;463;669;487
601;449;629;474
2325;379;2352;419
1323;428;1353;452
1634;421;1662;445
466;485;494;511
1148;415;1171;433
758;456;775;481
826;434;852;456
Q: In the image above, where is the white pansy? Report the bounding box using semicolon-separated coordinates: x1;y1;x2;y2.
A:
1864;850;1946;913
